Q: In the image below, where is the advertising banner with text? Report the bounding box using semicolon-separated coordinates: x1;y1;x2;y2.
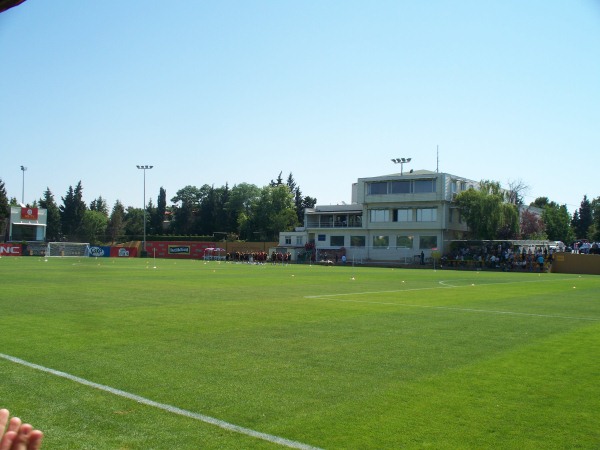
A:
145;241;217;259
0;244;22;256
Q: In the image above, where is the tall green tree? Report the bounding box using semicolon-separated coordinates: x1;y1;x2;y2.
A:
455;181;519;239
81;210;108;244
247;185;298;240
590;197;600;242
89;196;109;216
0;178;9;235
212;184;230;236
149;187;167;235
171;185;202;234
39;188;62;241
227;183;261;239
541;201;574;243
573;195;592;239
107;200;126;243
124;207;144;238
60;181;87;241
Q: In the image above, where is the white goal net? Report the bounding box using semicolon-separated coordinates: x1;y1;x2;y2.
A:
45;242;91;257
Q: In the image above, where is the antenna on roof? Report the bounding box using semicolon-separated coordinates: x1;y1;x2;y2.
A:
436;145;439;173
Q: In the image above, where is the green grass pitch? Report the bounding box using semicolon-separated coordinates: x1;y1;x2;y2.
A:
1;256;599;449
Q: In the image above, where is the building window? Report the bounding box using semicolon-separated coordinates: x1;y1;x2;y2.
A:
449;208;453;223
391;180;411;194
369;209;389;223
416;208;437;222
393;208;412;222
396;235;413;248
330;236;344;246
368;182;388;195
419;236;438;249
296;236;303;245
320;215;333;227
414;179;436;193
350;236;366;247
373;235;389;248
318;234;326;241
284;236;292;245
460;181;467;191
451;180;457;193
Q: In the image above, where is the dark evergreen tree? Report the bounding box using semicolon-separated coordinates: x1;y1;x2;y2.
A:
89;196;109;216
590;197;600;242
39;188;62;241
575;195;592;239
60;181;87;240
0;179;9;240
270;171;284;187
149;187;167;235
171;185;201;234
124;207;144;238
107;200;126;243
541;201;574;244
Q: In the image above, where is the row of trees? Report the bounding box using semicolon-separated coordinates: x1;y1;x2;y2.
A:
0;173;317;244
454;180;600;244
1;174;599;246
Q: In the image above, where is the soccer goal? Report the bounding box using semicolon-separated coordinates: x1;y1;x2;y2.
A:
45;242;91;257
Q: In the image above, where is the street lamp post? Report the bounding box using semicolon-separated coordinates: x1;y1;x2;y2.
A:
391;157;412;175
136;165;153;254
20;165;27;204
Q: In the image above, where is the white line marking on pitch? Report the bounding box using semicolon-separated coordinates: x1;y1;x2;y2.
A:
305;278;599;322
306;298;600;322
0;353;322;450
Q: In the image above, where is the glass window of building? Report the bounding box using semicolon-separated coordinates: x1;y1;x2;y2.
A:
350;236;366;247
330;236;344;246
419;236;438;249
393;208;412;222
373;235;389;247
368;182;388;195
414;179;436;193
391;180;411;194
416;208;437;222
396;235;414;248
369;209;389;222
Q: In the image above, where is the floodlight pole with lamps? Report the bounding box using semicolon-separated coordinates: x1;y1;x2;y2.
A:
391;157;412;175
136;165;153;254
20;165;27;204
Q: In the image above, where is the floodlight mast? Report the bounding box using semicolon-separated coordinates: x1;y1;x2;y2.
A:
20;165;27;204
136;165;153;253
391;157;411;175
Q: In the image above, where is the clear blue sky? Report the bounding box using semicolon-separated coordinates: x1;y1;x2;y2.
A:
1;1;599;213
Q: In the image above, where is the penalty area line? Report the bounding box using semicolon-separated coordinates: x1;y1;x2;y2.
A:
0;353;322;450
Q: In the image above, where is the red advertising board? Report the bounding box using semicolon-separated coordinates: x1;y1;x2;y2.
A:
145;241;217;259
0;244;22;256
21;207;39;220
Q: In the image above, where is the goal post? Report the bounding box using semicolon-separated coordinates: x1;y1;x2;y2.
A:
45;242;91;257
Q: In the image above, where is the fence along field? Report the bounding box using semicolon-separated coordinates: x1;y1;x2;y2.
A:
1;256;599;449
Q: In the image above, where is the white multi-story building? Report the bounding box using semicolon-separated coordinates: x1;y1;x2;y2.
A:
279;170;478;263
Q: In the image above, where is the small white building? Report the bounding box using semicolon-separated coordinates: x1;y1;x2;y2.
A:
8;206;47;242
279;170;477;263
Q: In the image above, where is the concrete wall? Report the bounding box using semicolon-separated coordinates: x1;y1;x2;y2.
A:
551;253;600;275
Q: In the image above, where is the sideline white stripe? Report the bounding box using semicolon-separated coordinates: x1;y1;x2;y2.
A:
0;353;322;450
306;298;600;322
